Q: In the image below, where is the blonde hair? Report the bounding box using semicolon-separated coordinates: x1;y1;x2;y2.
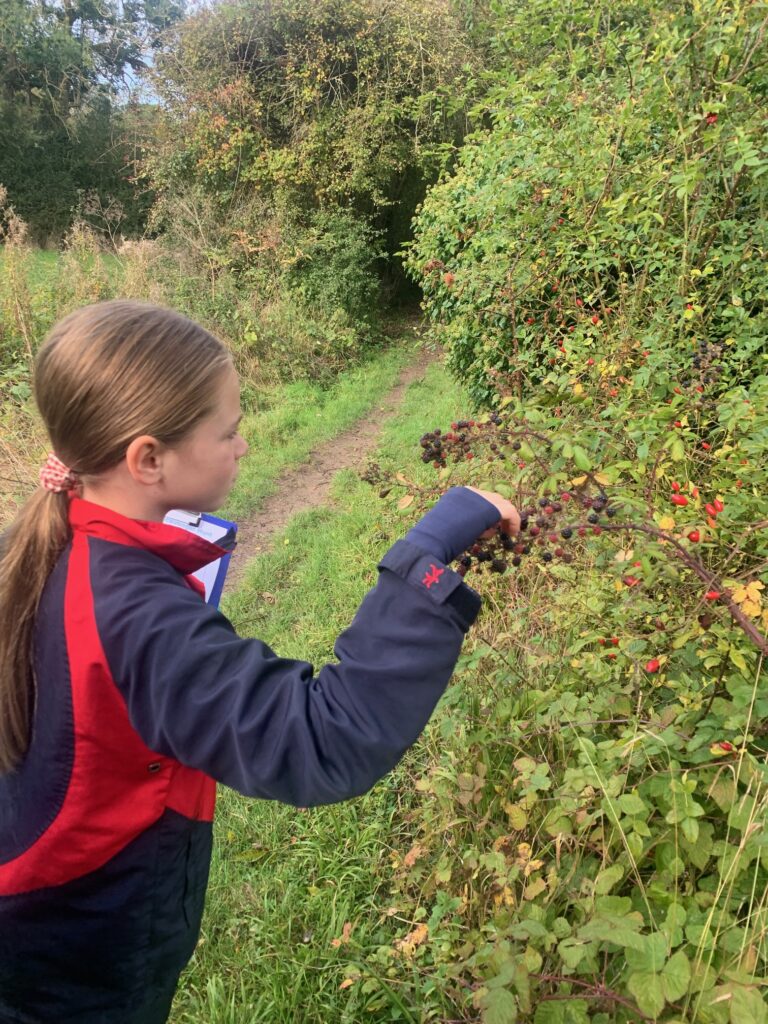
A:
0;300;233;774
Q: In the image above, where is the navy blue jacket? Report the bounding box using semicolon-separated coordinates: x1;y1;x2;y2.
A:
0;488;497;1023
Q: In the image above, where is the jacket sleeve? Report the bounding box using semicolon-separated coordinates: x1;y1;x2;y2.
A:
95;539;482;807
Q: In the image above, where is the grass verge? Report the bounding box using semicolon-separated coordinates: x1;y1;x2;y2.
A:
171;360;475;1023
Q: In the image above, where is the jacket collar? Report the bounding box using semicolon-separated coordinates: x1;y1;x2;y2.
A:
69;497;231;575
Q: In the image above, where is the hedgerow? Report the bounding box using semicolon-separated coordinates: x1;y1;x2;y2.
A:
354;2;768;1020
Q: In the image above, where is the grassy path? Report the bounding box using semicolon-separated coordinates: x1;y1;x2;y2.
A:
172;359;475;1023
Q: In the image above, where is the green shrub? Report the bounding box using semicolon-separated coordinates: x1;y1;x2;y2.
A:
407;0;768;407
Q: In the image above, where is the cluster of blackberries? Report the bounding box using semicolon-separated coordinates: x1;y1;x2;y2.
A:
689;340;723;390
419;416;510;469
455;490;618;576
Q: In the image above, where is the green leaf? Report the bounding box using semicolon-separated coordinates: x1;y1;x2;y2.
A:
618;793;647;816
579;915;644;951
626;932;668;973
573;446;592;471
729;985;767;1024
479;987;518;1024
661;950;691;1001
627;971;666;1018
594;864;624;895
534;1000;589;1024
670;438;685;462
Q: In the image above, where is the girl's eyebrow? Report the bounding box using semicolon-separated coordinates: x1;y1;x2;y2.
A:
230;414;243;430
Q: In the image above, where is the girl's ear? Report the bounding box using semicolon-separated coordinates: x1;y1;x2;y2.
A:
125;435;166;485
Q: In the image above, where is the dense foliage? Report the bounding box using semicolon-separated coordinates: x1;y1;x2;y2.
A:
377;1;768;1019
0;0;180;241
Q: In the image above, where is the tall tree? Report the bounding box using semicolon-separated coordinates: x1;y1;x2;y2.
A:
0;0;182;241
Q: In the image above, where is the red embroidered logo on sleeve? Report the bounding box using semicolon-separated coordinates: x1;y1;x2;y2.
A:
422;564;445;588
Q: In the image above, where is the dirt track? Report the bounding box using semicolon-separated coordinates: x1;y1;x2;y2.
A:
224;345;436;592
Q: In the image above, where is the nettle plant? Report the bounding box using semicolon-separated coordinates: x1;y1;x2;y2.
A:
361;378;767;1022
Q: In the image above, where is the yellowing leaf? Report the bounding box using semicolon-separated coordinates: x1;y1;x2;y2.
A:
593;472;612;485
570;475;588;486
339;978;355;991
741;600;761;618
733;580;764;605
572;382;584;396
659;515;676;530
403;843;425;869
397;494;414;510
331;922;353;948
504;802;528;830
524;877;547;900
614;548;635;563
395;923;429;956
492;885;516;908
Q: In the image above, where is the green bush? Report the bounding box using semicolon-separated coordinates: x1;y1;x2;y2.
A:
282;209;384;330
407;0;768;407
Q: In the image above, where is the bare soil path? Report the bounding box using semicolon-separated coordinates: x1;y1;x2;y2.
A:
224;344;437;592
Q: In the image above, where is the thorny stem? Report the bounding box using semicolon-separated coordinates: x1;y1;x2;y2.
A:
599;520;768;655
531;973;653;1020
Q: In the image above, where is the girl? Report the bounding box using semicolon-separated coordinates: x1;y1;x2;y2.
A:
0;300;518;1024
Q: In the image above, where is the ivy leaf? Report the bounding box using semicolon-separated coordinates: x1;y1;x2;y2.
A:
627;971;666;1017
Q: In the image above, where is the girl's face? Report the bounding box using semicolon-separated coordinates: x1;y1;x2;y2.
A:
161;364;248;513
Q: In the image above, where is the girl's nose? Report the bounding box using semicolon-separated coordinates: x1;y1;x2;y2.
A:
236;435;248;459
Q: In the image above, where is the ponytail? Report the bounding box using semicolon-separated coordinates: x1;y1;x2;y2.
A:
0;487;71;774
0;298;232;776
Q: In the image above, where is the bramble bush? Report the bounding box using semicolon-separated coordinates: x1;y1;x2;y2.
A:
357;373;768;1022
349;2;768;1020
406;0;768;407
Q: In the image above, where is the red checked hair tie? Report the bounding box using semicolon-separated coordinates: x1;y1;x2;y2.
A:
39;453;78;493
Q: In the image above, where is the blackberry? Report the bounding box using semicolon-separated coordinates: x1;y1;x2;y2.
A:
511;556;522;567
539;498;549;508
561;527;573;539
501;535;515;551
606;507;617;518
490;558;507;573
519;517;529;531
552;502;562;513
542;552;553;563
512;441;521;451
536;516;548;528
587;512;599;524
477;551;491;563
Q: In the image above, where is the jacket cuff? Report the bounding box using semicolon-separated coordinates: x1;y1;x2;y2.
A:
378;539;482;627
